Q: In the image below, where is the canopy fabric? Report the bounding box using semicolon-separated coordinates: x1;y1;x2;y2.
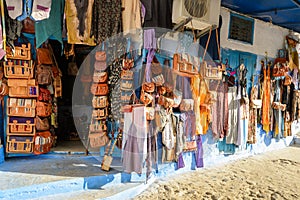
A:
221;0;300;33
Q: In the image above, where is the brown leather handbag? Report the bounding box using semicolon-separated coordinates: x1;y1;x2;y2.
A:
90;83;109;96
22;17;35;34
34;131;52;155
36;48;53;65
93;72;108;83
38;88;52;102
8;79;38;98
36;116;50;131
92;96;108;108
37;65;52;85
92;108;108;120
94;51;107;71
121;70;134;80
122;58;134;70
89;132;109;148
140;90;153;105
36;101;52;117
142;82;155;93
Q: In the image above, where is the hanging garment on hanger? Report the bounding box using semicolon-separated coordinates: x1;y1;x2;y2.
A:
65;0;95;45
210;80;226;139
31;0;52;21
121;0;141;34
35;0;64;48
142;0;173;29
226;86;240;145
91;0;122;45
122;106;147;174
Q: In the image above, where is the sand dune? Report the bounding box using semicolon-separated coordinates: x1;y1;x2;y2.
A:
134;145;300;200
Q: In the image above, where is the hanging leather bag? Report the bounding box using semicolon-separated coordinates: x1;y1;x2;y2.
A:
38;88;52;102
36;116;50;131
36;101;52;117
36;48;53;65
37;65;52;85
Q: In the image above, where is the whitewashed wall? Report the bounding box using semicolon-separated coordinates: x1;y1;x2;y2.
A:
220;7;290;58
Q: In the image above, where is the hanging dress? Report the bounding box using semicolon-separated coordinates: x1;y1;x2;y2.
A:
262;63;271;133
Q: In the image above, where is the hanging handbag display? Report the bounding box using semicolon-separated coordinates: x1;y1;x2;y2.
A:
122;57;134;70
7;98;36;117
89;132;109;148
90;83;109;96
89;120;107;132
36;48;53;65
7;79;38;98
6;43;31;60
92;96;109;108
34;131;52;155
93;72;108;83
36;116;50;131
120;70;134;80
4;60;34;79
36;65;53;85
36;101;52;117
94;51;107;71
92;108;108;120
38;88;52;102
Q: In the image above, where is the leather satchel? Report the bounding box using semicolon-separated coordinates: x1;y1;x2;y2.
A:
122;58;134;70
183;140;197;152
140;90;153;105
36;116;50;131
36;101;52;117
89;132;109;148
201;61;223;80
38;88;52;102
22;17;35;34
92;96;108;108
34;131;52;155
92;108;108;120
89;121;107;132
121;70;134;80
90;83;109;96
8;79;38;98
94;51;107;71
142;82;155;93
37;65;52;85
36;48;53;65
93;72;108;83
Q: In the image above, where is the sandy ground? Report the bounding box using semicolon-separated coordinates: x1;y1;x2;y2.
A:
134;145;300;200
